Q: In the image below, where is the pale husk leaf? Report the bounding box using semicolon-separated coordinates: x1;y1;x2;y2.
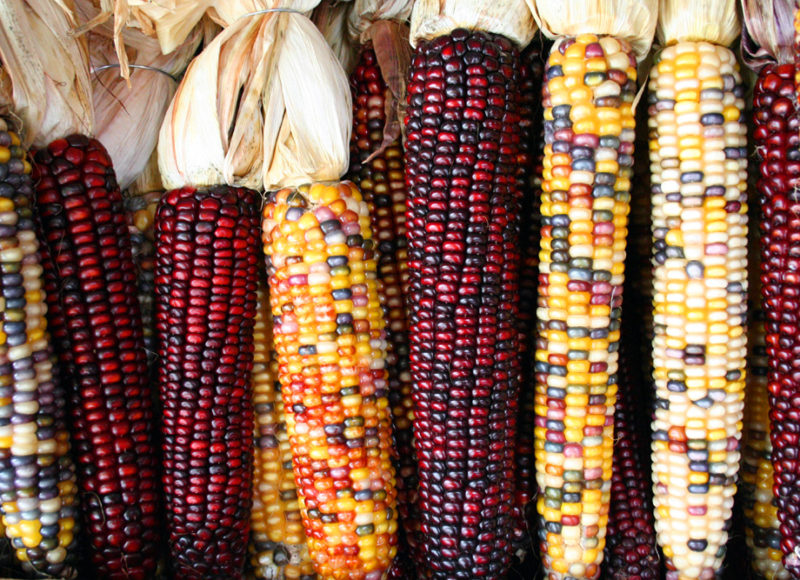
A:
409;0;537;49
741;0;794;69
88;28;200;189
0;0;93;147
208;0;320;27
116;0;214;54
658;0;740;47
529;0;657;62
158;11;351;191
312;0;358;75
129;148;163;195
347;0;412;43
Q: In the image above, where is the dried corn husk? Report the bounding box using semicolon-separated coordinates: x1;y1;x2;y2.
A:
658;0;739;47
347;0;412;43
130;150;163;196
410;0;536;48
0;0;92;147
207;0;319;26
312;0;358;74
77;0;201;189
741;0;794;70
114;0;213;54
159;8;350;190
528;0;657;62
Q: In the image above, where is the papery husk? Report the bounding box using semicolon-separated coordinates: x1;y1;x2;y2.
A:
129;149;164;196
0;0;92;147
409;0;536;49
115;0;214;55
159;10;351;191
529;0;657;62
207;0;320;27
312;0;359;75
363;20;412;159
347;0;412;43
741;0;794;70
77;0;202;189
657;0;739;47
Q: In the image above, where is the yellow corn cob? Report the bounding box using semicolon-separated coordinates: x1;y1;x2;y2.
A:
249;283;316;579
262;182;398;580
534;33;637;579
741;308;789;580
648;41;748;579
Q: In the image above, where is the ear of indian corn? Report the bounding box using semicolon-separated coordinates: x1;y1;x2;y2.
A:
249;282;316;580
752;60;800;576
533;34;637;580
32;134;161;579
154;185;258;578
604;336;659;580
348;43;417;578
742;302;789;580
262;182;398;580
648;40;749;579
0;119;79;578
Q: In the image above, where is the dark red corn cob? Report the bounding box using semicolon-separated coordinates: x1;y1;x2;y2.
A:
754;62;800;575
154;185;258;578
32;134;160;579
348;45;417;579
513;37;546;559
404;28;523;579
604;338;658;579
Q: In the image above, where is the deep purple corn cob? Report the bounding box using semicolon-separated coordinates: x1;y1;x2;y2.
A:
754;62;800;575
32;134;160;579
154;185;258;578
404;28;523;579
604;339;658;579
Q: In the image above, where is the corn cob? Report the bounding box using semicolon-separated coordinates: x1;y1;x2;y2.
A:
533;34;637;579
404;26;524;579
742;303;789;580
515;38;546;554
262;182;398;580
32;134;160;579
154;185;258;577
0;119;80;578
753;61;800;576
348;46;417;570
604;337;658;580
124;192;159;364
249;282;316;580
648;39;749;579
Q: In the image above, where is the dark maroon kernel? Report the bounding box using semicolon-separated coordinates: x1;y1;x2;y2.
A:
154;186;258;577
404;28;523;578
32;135;159;578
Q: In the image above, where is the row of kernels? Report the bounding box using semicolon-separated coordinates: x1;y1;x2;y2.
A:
648;41;748;580
263;182;398;580
535;33;637;580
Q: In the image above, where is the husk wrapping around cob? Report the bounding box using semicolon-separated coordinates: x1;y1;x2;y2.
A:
157;5;358;193
0;117;80;579
346;0;412;44
409;0;536;48
0;0;92;148
649;1;748;578
524;1;656;578
313;0;359;76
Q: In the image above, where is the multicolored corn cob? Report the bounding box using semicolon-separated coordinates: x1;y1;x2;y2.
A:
154;185;258;578
604;338;658;580
249;283;316;580
348;45;417;570
32;134;160;579
124;192;160;362
753;61;800;575
742;304;789;580
0;119;79;578
534;34;636;580
648;42;748;579
262;182;399;580
514;38;546;556
405;27;523;579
